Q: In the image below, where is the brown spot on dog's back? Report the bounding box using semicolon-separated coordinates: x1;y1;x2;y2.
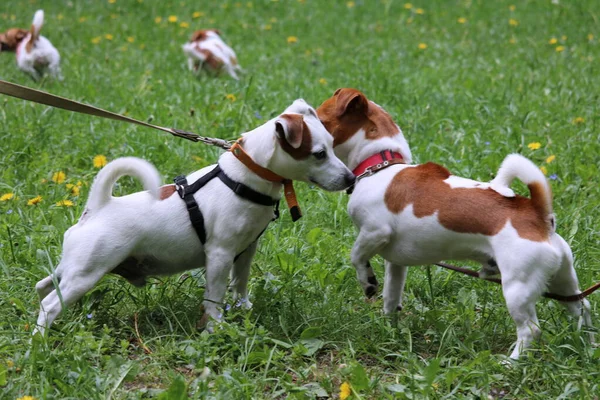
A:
317;88;401;147
189;29;221;43
194;47;223;70
159;184;176;200
384;163;550;241
277;114;312;160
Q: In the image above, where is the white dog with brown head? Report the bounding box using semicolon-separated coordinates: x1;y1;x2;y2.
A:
317;88;593;360
182;29;241;80
34;99;354;335
13;10;62;80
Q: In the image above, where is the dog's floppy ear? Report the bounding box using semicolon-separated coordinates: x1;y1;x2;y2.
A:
335;88;368;118
275;114;304;149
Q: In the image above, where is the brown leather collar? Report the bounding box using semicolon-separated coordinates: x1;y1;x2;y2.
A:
229;139;302;221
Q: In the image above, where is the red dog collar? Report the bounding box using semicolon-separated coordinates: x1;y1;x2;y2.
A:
353;150;404;176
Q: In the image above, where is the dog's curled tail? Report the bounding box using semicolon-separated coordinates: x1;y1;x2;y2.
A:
491;153;554;223
86;157;161;211
31;10;44;40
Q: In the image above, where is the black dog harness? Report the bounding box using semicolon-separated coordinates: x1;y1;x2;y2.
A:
174;165;279;245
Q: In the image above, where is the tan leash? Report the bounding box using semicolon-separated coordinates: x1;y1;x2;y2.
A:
0;80;303;219
0;79;231;147
435;262;600;302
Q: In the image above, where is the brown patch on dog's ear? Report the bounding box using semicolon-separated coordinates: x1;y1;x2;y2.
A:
0;28;29;51
317;88;403;147
335;88;369;118
190;30;208;42
275;114;312;159
383;163;550;241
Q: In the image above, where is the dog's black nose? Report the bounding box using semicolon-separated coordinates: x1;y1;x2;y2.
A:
345;172;356;187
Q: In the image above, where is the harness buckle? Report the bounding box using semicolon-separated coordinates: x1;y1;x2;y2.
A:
173;175;188;198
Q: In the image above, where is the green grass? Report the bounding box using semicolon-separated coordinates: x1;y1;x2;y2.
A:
1;0;599;398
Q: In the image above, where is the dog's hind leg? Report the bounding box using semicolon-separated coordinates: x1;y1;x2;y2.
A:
383;261;408;314
350;226;391;298
547;235;594;343
34;267;106;335
230;241;257;310
35;275;56;301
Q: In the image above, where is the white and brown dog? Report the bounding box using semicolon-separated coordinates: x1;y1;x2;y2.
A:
182;29;241;80
317;88;593;359
34;99;354;335
7;10;62;80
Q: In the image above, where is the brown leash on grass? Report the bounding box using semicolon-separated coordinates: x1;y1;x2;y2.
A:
0;79;232;149
435;262;600;302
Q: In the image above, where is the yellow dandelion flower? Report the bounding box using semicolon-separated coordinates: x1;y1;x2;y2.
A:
56;200;74;207
509;5;516;11
416;8;425;14
340;382;352;400
57;14;64;20
509;37;517;44
247;2;253;7
319;78;327;84
527;142;542;150
561;35;567;41
168;15;178;23
104;33;114;40
546;155;556;163
548;38;557;45
78;16;87;23
573;117;585;125
192;155;204;162
418;43;428;50
27;196;43;206
404;3;413;9
270;17;278;23
225;93;237;102
192;11;204;18
555;45;565;52
155;16;162;23
509;18;518;26
91;36;102;44
588;34;594;41
1;193;14;201
287;36;298;44
263;24;272;30
66;184;80;197
52;171;66;184
127;36;135;43
180;22;189;28
108;0;116;3
347;1;355;8
457;17;467;24
7;360;14;368
93;155;108;168
540;166;548;175
17;397;36;400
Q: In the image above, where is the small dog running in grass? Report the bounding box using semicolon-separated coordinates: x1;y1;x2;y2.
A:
5;10;62;80
34;99;354;335
182;29;242;80
317;88;594;359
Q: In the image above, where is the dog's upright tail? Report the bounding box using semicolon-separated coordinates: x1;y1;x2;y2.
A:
25;10;44;52
491;153;554;228
86;157;161;211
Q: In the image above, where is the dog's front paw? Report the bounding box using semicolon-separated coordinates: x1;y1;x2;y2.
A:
235;297;253;310
363;275;379;298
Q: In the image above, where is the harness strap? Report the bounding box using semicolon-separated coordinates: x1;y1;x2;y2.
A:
175;165;279;245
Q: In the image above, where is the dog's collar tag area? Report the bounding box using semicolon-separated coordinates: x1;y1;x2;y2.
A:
353;150;405;177
229;139;302;221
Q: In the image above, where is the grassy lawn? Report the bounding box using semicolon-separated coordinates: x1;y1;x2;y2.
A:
1;0;599;398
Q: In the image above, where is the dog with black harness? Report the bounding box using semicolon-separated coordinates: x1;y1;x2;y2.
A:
33;99;355;335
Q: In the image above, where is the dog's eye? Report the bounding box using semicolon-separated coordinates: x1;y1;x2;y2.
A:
313;150;327;160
